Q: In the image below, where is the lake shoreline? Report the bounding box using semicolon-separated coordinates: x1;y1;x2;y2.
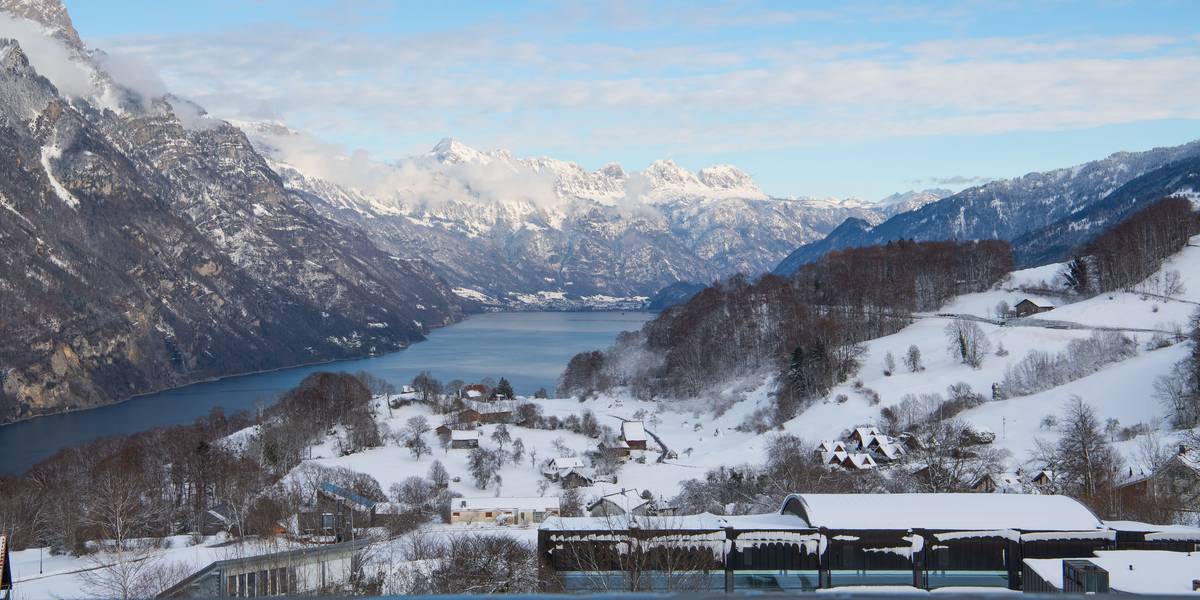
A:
0;311;653;474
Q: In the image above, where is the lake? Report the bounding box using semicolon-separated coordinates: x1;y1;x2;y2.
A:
0;311;652;474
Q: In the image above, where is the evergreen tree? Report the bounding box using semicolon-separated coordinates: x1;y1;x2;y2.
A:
494;377;515;399
1064;256;1090;294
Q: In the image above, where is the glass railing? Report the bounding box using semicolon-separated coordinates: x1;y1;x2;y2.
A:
925;570;1009;588
732;570;820;591
829;570;914;587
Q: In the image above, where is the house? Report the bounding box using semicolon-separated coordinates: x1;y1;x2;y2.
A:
822;450;849;465
587;488;654;517
450;497;561;526
434;423;452;436
1031;469;1055;490
462;384;488;400
297;483;378;542
815;440;846;456
898;431;926;451
542;456;587;481
560;468;597;489
1116;447;1200;520
598;438;631;462
620;421;648;450
839;453;877;470
458;399;515;424
200;503;238;537
1014;299;1054;317
871;441;905;463
158;539;368;598
1;536;10;600
450;429;480;449
971;472;1022;494
849;426;881;448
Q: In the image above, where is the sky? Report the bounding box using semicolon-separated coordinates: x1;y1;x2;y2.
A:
63;0;1200;200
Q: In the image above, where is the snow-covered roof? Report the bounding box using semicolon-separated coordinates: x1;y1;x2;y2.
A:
455;497;561;511
589;488;650;513
462;400;514;415
621;421;646;442
550;456;586;471
465;389;482;398
1026;551;1200;595
451;429;479;441
719;512;812;531
1103;520;1200;540
782;493;1104;532
842;453;877;469
541;511;811;532
1016;298;1054;308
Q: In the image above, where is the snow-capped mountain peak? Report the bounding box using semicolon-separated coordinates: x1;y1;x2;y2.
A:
698;164;755;190
0;0;82;50
644;159;701;188
428;137;492;165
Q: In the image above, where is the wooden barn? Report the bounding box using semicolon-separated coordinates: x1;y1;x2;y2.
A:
1013;299;1054;317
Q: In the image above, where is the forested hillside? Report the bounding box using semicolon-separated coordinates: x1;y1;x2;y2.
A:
562;239;1012;421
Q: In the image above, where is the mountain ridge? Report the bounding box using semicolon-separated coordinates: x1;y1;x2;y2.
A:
775;140;1200;274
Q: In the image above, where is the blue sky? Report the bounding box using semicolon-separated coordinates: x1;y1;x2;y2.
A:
66;0;1200;199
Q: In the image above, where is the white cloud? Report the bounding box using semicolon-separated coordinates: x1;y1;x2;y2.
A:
0;14;94;97
70;4;1200;167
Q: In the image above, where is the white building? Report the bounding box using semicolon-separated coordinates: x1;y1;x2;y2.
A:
450;497;561;526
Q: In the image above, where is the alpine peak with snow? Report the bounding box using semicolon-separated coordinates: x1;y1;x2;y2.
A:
3;0;1200;598
241;121;910;309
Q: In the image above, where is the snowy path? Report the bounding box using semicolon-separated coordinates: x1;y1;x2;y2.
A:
926;312;1178;335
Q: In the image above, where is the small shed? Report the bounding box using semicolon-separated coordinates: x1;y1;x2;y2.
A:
560;468;595;489
587;489;653;517
451;429;480;449
620;421;648;450
1014;299;1054;317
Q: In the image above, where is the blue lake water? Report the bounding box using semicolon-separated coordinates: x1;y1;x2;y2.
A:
0;311;651;474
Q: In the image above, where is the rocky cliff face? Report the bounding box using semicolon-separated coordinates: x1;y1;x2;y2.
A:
0;7;463;423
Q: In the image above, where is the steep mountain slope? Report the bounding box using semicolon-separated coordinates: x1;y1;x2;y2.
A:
0;8;462;423
1013;156;1200;266
775;142;1200;273
244;123;917;308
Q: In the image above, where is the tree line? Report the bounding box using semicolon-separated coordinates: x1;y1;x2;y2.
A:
561;239;1013;423
1066;196;1196;294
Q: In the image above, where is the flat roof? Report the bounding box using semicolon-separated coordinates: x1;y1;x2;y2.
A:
541;511;811;532
783;493;1104;532
1026;550;1200;595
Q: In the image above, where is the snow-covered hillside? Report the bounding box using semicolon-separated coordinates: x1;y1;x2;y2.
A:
272;237;1200;508
14;238;1200;599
